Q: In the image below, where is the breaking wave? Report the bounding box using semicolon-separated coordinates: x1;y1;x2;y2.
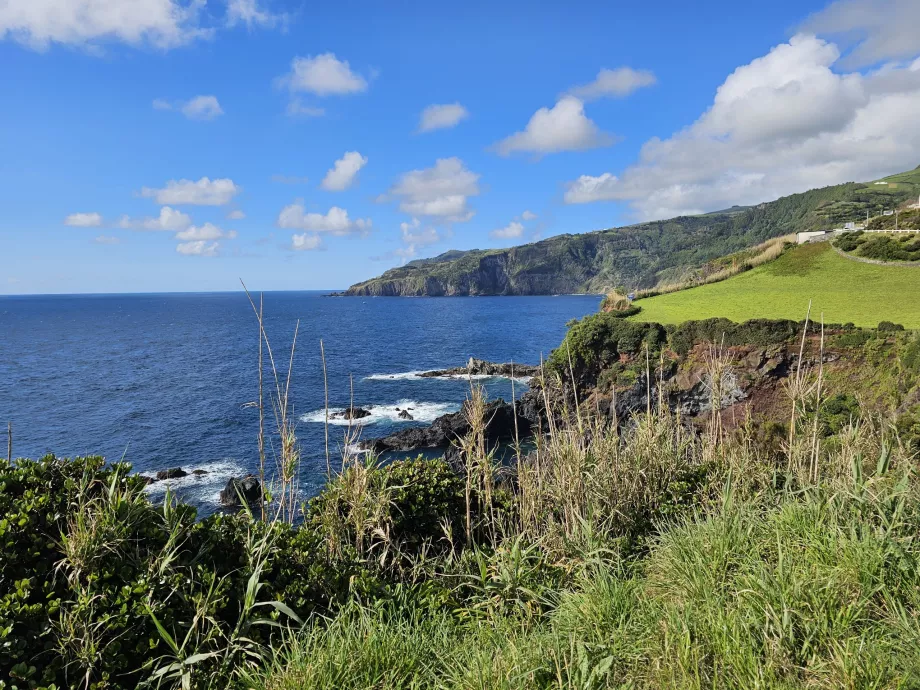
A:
300;400;460;426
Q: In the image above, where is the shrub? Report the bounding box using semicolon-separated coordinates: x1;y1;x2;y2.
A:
0;455;371;689
878;320;905;332
547;314;667;385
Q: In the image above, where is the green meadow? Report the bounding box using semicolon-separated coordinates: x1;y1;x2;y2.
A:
634;242;920;328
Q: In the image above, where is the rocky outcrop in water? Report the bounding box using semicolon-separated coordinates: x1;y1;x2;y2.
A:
331;407;371;420
361;395;540;454
419;358;539;379
220;475;263;508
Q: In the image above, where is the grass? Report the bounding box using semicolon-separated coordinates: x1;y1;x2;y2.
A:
633;242;920;328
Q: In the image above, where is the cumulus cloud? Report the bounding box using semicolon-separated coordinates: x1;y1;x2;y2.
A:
321;151;367;191
400;218;441;246
389;158;480;222
118;206;192;231
153;95;224;121
291;233;323;251
521;210;537;221
493;97;615;156
800;0;920;68
418;103;469;132
226;0;282;29
277;204;371;235
563;33;920;220
176;240;219;257
175;223;236;241
566;67;657;100
226;209;245;220
64;212;102;227
0;0;211;51
278;53;368;96
140;177;240;206
490;221;524;240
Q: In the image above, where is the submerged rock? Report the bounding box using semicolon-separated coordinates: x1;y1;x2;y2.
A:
419;357;539;379
220;475;263;508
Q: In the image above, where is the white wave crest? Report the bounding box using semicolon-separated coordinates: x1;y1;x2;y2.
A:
365;370;532;383
142;459;248;506
300;399;460;426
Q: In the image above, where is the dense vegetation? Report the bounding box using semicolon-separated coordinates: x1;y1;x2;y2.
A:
340;167;920;296
835;230;920;263
6;315;920;688
633;242;920;328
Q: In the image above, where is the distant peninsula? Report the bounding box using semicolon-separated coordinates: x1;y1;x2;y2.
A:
336;167;920;297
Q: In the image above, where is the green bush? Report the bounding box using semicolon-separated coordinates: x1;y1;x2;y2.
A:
667;318;800;355
547;314;667;385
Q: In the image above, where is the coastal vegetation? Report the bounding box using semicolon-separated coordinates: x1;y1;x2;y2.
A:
835;230;920;263
632;242;920;328
340;167;920;297
5;311;920;688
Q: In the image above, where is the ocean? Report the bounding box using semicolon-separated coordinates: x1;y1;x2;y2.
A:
0;291;601;514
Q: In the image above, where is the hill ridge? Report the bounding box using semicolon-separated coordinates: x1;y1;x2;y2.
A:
338;167;920;297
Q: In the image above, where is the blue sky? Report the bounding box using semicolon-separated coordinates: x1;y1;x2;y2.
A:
3;0;920;294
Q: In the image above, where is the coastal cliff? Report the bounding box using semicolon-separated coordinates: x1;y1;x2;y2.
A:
338;168;920;296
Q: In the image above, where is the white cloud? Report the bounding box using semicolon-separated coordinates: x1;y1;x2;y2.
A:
226;209;245;220
800;0;920;68
563;33;920;220
521;210;537;221
321;151;367;191
291;233;323;251
140;177;240;206
494;97;614;156
566;67;657;100
94;235;120;244
64;212;102;227
285;100;325;117
278;53;368;96
176;240;219;257
277;204;371;235
182;95;223;120
118;206;192;231
564;173;620;205
389;158;480;222
418;103;469;132
490;221;524;240
175;222;236;241
399;218;440;246
226;0;281;29
0;0;210;51
154;95;224;120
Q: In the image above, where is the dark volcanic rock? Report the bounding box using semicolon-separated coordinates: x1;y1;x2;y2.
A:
192;469;208;476
419;357;539;379
156;468;187;481
332;407;372;420
220;475;263;508
361;398;533;454
398;410;414;420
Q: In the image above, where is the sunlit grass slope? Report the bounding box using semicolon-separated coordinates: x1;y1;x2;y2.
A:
634;242;920;327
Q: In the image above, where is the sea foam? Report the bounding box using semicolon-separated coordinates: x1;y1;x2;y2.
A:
142;459;249;506
300;399;460;426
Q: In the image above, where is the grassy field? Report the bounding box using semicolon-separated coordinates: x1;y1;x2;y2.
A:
634;242;920;327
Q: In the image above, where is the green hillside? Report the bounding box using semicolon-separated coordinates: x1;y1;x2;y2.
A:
340;166;920;296
633;242;920;328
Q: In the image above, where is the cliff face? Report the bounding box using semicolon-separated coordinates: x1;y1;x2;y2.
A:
338;169;920;296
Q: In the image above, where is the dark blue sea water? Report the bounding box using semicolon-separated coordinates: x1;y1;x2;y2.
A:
0;292;601;514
